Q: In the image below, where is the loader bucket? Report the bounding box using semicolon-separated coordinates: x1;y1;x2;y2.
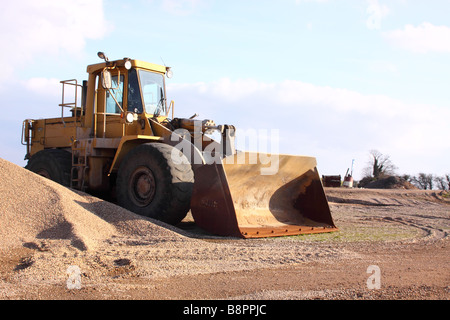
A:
190;152;338;238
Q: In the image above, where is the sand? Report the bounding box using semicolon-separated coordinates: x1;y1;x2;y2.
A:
0;157;190;251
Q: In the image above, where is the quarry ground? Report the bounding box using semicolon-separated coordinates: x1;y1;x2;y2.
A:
0;158;449;302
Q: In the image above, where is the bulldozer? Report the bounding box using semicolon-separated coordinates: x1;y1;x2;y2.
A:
21;52;337;238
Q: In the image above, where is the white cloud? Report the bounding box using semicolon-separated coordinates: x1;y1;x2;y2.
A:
161;0;205;16
383;22;450;53
367;60;398;74
23;78;61;98
168;78;450;178
0;1;109;166
366;0;390;30
0;0;109;82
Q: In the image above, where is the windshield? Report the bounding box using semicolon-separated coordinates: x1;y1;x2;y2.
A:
138;70;166;115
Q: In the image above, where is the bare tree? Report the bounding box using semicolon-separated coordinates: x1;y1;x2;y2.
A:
434;176;446;190
400;174;413;183
363;150;397;179
413;173;434;190
434;174;450;191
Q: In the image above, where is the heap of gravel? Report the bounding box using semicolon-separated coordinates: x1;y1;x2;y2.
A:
0;157;190;252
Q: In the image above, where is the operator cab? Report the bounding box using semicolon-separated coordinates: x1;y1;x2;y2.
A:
88;52;172;118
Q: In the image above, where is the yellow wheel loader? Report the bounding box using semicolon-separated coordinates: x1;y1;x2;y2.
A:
21;52;337;238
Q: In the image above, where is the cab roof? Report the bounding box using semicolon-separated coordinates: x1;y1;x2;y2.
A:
86;59;167;75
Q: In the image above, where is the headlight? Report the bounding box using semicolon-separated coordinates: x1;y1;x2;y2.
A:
126;112;135;123
124;60;132;70
166;67;173;78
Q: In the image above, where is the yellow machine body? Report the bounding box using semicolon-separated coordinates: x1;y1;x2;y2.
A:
22;54;337;238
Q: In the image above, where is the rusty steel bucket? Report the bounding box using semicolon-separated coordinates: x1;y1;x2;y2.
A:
190;152;338;238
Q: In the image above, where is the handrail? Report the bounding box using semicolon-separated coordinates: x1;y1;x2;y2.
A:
59;79;82;127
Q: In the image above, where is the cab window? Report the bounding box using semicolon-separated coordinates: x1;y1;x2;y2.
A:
138;70;165;115
105;75;124;114
128;69;143;113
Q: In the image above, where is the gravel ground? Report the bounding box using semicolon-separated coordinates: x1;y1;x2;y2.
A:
0;157;449;301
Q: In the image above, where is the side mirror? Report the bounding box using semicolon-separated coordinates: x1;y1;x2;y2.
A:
101;69;112;89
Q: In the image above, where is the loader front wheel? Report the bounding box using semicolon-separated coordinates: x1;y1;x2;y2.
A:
116;143;194;225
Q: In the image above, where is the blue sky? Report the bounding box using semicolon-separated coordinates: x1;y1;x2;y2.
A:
1;0;449;180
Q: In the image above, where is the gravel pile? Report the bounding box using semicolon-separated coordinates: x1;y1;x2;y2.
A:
0;157;190;252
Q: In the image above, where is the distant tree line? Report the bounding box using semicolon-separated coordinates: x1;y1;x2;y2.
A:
401;173;450;191
359;150;449;191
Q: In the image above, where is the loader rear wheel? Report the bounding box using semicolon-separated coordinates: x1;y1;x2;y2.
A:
25;149;72;187
116;143;194;225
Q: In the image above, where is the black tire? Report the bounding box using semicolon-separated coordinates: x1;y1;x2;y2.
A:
116;143;194;225
26;149;72;187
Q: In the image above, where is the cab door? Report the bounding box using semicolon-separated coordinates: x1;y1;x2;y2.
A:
96;72;125;138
